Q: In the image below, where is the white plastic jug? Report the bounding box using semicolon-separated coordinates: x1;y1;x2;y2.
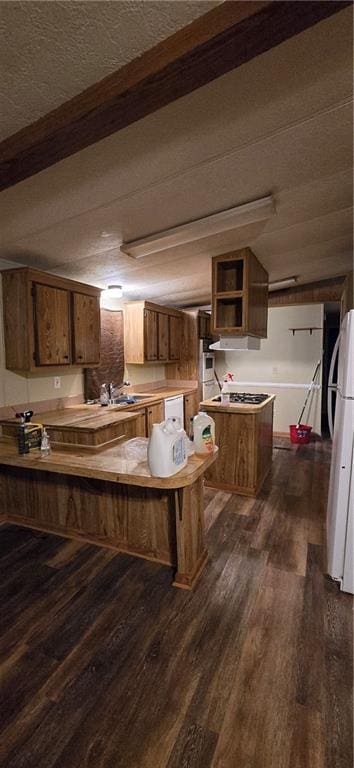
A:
147;419;187;477
193;411;215;456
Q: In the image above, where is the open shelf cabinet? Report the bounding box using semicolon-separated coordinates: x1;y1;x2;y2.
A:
211;248;268;337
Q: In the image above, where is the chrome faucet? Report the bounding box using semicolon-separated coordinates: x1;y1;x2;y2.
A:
108;381;130;402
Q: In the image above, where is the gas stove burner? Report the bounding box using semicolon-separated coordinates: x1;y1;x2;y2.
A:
229;393;269;404
213;392;269;404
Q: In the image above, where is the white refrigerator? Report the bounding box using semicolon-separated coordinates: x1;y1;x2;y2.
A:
326;309;354;594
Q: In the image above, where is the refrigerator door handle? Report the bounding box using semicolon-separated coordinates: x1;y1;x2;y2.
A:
328;332;340;440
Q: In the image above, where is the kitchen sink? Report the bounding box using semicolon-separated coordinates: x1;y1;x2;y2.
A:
109;393;155;405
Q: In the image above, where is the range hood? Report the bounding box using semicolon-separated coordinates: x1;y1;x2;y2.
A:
209;336;261;351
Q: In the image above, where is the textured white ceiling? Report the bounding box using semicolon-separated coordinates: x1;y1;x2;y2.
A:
0;0;219;140
0;6;353;305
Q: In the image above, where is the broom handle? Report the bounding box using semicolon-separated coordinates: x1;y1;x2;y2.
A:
296;360;321;427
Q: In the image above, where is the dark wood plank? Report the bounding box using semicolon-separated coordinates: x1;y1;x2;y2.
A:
0;439;352;768
0;1;349;189
295;544;325;710
166;722;218;768
324;577;353;768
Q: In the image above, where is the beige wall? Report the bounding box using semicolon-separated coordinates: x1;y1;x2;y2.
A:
215;304;324;434
0;274;84;409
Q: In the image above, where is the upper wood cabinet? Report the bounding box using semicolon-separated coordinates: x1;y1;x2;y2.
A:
211;248;268;337
72;291;101;365
2;268;101;371
198;310;212;339
124;300;183;364
33;283;71;366
168;315;182;361
157;312;169;361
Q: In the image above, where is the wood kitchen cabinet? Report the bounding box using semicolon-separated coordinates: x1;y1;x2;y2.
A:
184;392;200;434
146;401;164;437
211;248;268;337
203;398;274;496
33;283;71;366
72;291;101;365
143;309;158;361
129;402;164;437
198;311;212;339
2;267;101;371
157;312;169;361
168;315;182;361
124;300;183;364
130;408;148;438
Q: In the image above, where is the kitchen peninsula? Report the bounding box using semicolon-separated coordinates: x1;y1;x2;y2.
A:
201;394;275;496
0;433;216;589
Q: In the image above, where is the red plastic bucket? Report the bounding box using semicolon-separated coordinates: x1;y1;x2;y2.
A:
289;424;312;444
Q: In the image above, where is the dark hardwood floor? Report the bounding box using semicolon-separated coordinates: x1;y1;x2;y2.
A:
0;440;352;768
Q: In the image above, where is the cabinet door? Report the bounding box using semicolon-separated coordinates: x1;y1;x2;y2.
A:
134;409;148;437
144;310;158;361
157;313;169;361
184;392;199;433
146;401;164;437
198;316;208;339
33;283;71;365
169;315;181;360
72;292;100;365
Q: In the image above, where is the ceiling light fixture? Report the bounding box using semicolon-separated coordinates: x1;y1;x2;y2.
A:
268;277;298;292
120;195;275;258
103;284;123;298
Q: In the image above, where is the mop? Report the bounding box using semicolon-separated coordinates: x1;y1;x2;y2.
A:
289;359;322;444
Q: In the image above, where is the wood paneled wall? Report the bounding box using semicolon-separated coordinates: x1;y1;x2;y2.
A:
268;276;346;308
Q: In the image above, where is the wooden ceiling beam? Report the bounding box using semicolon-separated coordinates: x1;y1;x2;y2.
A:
0;0;350;191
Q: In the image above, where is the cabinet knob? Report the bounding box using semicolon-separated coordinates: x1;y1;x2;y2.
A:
63;355;69;359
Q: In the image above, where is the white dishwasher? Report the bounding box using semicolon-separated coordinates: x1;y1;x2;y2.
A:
164;395;184;426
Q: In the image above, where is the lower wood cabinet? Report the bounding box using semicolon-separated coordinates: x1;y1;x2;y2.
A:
204;400;274;496
184;392;200;434
132;402;164;437
134;409;149;437
146;401;164;437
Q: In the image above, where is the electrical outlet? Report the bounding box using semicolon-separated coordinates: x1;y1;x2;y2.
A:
54;377;61;389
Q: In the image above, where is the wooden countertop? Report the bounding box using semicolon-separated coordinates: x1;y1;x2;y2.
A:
0;385;199;433
126;385;198;400
200;394;276;414
0;440;217;490
0;406;141;433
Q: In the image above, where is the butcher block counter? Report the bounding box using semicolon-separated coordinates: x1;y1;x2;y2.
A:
0;405;143;449
0;439;217;590
200;395;275;496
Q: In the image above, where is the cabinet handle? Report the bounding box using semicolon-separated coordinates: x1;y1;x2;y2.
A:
63;355;69;359
77;355;83;359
